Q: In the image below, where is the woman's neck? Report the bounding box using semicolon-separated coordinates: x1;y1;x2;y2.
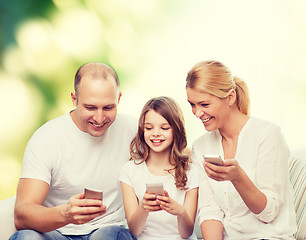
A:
219;109;249;142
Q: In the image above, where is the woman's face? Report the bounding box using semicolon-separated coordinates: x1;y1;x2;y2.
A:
186;87;230;132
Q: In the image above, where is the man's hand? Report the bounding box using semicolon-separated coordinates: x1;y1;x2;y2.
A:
63;193;107;225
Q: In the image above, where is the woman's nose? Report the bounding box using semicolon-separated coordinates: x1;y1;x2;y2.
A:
194;106;203;119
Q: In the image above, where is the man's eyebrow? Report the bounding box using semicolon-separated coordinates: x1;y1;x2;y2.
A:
83;104;96;107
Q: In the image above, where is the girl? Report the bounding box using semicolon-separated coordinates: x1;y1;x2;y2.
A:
119;96;199;240
186;60;297;239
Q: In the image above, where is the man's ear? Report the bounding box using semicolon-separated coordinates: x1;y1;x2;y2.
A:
71;92;77;107
227;89;236;106
117;92;122;104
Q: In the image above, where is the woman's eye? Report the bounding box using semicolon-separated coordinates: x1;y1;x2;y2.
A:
162;127;169;130
145;127;152;130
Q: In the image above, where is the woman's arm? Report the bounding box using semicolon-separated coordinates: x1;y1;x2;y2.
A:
204;160;267;215
201;219;223;240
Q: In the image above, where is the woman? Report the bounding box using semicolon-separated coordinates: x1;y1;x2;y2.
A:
186;60;296;239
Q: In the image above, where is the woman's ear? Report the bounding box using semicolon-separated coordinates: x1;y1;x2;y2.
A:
227;89;237;106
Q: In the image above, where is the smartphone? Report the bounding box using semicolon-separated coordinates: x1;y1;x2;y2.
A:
203;154;224;166
84;187;103;201
146;183;165;196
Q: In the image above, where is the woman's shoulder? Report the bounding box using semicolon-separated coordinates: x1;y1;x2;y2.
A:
248;116;281;135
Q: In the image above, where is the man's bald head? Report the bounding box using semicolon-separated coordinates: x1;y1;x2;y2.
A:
74;63;119;96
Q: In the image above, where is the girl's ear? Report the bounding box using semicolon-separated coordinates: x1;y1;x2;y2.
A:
227;89;236;106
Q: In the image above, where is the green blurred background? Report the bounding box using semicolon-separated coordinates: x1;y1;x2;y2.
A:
1;0;306;200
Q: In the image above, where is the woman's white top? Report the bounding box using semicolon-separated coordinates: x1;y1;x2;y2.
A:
119;160;199;240
193;117;297;240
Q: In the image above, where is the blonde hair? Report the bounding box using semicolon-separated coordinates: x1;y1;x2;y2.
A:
186;60;250;115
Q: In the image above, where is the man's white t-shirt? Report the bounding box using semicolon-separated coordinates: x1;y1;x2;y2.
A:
119;160;199;240
20;112;137;235
193;117;297;240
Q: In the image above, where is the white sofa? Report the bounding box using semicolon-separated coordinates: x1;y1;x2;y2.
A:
1;149;305;240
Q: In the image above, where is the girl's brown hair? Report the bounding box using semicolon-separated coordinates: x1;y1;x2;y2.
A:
130;96;189;190
186;60;250;115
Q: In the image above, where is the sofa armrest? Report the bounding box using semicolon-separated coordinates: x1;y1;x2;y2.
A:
0;196;17;240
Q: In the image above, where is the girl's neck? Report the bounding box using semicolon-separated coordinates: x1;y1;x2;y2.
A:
146;150;174;176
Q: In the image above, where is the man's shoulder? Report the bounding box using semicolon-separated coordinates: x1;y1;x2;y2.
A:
32;112;70;138
113;113;138;130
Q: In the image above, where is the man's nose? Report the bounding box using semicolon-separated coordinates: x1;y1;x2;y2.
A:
93;109;105;123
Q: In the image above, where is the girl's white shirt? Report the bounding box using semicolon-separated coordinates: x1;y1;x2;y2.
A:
119;160;200;240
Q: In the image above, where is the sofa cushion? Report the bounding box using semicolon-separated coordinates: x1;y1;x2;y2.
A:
289;149;306;240
0;196;16;240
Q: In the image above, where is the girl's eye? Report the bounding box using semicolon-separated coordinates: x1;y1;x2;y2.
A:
145;127;152;130
161;127;170;130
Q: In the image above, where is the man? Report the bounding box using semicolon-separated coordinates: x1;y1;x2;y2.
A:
9;63;137;240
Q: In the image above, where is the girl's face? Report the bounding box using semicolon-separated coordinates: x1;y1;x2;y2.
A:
186;87;230;132
144;109;173;154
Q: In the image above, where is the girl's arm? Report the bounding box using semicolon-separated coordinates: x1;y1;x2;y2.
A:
120;182;148;236
120;182;162;237
157;188;198;239
177;188;198;238
201;219;223;240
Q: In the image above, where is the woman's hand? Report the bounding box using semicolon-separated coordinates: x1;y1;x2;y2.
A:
156;191;185;216
204;159;243;183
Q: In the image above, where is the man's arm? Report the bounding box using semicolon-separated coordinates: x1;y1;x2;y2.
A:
14;178;106;232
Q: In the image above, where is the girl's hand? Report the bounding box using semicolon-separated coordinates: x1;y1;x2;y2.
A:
156;191;185;216
204;159;243;183
141;192;162;212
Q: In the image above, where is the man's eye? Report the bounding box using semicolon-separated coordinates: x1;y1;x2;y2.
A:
104;106;114;111
86;107;95;110
202;104;209;107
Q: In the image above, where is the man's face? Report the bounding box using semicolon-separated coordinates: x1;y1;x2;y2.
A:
71;76;121;137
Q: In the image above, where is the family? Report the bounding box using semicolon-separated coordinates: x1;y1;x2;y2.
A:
9;61;297;240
